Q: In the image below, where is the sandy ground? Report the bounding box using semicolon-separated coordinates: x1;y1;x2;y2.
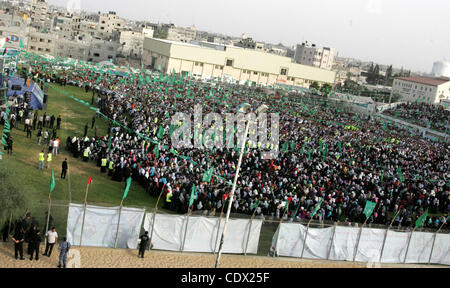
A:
0;242;445;268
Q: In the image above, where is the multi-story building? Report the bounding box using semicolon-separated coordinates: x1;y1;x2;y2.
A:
30;0;49;31
294;42;334;70
391;76;450;104
27;28;57;55
143;38;335;87
54;38;89;61
0;12;30;50
119;29;144;58
98;11;124;34
162;24;196;43
87;39;119;63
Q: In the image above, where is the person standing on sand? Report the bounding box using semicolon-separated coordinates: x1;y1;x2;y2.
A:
138;231;150;258
43;227;58;257
58;237;71;268
12;228;25;260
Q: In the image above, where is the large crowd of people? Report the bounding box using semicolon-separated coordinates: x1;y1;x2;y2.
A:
4;58;449;231
383;102;450;134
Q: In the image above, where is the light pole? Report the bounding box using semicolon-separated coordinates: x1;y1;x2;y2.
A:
215;103;268;268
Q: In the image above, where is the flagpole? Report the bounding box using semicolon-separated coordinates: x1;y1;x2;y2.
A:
44;193;51;247
244;205;258;256
327;222;338;260
79;182;90;246
379;209;401;263
114;199;124;249
353;217;369;262
273;205;289;257
427;219;447;265
213;198;226;255
7;211;13;240
403;227;416;264
148;189;164;251
300;217;313;258
180;207;191;252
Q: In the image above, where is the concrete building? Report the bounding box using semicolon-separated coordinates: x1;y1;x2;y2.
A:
163;24;196;43
87;39;119;63
391;76;450;104
294;42;334;70
119;30;144;58
143;38;335;87
0;12;30;50
30;0;49;31
98;11;124;34
27;28;57;55
54;39;89;61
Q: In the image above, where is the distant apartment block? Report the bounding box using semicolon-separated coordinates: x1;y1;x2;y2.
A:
294;42;334;70
392;76;450;104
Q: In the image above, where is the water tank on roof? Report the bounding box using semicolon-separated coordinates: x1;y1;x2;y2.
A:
432;61;450;77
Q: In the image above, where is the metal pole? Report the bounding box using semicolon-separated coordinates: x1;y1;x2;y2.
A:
213;200;226;255
7;212;13;240
148;190;164;250
244;210;257;256
114;200;124;249
428;220;447;265
44;194;51;247
300;218;313;258
353;218;368;262
215;119;250;268
380;209;401;262
327;222;338;260
403;227;416;264
79;183;90;246
180;210;190;252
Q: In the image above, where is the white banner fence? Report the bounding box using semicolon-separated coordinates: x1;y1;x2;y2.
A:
143;213;263;254
273;223;450;265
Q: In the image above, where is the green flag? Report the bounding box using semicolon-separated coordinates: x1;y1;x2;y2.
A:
157;126;165;139
153;144;159;159
202;167;214;183
310;200;323;218
189;184;196;208
49;170;55;193
415;209;428;228
397;166;404;182
363;201;376;219
291;202;302;220
252;198;260;210
122;177;132;201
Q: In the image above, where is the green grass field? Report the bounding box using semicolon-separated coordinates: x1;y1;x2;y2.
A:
1;83;276;255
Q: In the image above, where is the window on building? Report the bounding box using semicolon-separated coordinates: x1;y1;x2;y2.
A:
253;71;258;75
94;53;100;57
280;68;287;76
226;59;233;67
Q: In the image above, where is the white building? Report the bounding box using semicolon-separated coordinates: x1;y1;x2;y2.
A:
294;42;335;70
143;38;336;87
392;76;450;104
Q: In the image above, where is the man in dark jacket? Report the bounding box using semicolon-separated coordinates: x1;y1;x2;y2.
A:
12;228;25;260
138;231;150;258
29;225;41;261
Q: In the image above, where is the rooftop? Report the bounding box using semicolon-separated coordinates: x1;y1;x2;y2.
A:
397;76;450;86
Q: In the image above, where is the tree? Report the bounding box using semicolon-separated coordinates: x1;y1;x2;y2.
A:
310;81;320;90
320;83;333;96
0;165;28;225
373;64;380;85
385;65;393;86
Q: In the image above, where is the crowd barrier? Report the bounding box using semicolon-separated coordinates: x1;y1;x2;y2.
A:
143;213;263;254
66;203;263;254
66;203;145;249
273;223;450;265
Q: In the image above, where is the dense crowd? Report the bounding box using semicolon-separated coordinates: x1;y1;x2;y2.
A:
5;59;449;231
383;103;450;134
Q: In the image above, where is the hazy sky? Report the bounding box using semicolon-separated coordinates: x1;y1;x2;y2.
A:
46;0;450;73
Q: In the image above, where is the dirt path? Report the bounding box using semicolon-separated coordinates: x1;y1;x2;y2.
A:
0;243;445;268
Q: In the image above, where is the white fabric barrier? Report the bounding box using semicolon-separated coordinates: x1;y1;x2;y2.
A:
275;223;450;265
67;203;145;249
143;213;263;254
